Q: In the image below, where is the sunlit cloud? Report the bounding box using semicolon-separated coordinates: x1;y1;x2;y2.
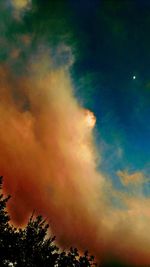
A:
0;1;150;266
117;170;147;186
11;0;30;10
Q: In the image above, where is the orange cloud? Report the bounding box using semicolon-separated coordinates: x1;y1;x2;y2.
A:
117;170;147;186
0;57;150;266
0;62;106;256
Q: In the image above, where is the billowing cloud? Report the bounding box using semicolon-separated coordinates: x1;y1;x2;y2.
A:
1;55;150;266
0;61;106;256
1;1;150;266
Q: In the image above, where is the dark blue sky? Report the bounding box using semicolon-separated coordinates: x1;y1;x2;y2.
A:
66;0;150;187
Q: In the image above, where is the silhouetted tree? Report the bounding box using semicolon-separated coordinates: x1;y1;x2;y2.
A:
57;248;96;267
0;176;14;266
0;177;97;267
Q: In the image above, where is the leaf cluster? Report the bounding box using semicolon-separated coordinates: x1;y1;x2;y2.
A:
0;177;97;267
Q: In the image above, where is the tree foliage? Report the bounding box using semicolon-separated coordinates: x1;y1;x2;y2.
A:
0;177;97;267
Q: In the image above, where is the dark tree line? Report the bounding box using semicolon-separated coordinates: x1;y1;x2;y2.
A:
0;177;97;267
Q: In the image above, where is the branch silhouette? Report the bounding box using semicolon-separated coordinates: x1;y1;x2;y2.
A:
0;177;97;267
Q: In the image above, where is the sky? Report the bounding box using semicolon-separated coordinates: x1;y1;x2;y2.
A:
0;0;150;266
70;0;150;182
